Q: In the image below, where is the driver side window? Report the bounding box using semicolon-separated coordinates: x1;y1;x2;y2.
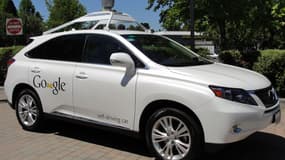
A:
83;35;144;68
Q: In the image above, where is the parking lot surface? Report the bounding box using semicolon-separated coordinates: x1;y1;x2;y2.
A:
0;89;284;160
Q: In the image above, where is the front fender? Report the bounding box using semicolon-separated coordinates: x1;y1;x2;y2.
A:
133;71;214;131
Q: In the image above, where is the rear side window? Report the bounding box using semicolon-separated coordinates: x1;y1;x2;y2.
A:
27;35;86;62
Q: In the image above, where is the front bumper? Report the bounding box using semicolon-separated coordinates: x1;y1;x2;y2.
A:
196;98;281;144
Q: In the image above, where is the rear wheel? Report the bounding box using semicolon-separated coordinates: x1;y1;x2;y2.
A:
15;89;43;131
145;108;203;160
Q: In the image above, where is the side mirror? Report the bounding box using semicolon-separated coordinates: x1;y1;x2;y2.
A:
110;52;135;75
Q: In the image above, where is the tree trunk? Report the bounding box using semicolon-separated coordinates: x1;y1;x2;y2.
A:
218;20;227;50
268;29;275;48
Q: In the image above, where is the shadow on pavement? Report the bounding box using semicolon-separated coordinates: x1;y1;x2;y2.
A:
41;120;285;160
0;99;8;103
202;132;285;160
42;120;152;157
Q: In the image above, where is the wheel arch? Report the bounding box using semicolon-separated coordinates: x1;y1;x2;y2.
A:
12;83;40;109
139;100;205;141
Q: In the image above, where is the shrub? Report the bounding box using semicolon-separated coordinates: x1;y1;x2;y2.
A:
219;49;261;69
0;50;14;84
219;50;242;66
253;50;285;97
277;71;285;97
0;46;23;57
0;46;24;85
240;49;261;69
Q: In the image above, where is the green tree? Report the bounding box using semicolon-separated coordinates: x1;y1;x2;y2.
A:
0;0;18;47
45;0;86;29
0;0;17;16
147;0;190;31
271;1;285;48
19;0;44;40
272;1;285;27
147;0;285;50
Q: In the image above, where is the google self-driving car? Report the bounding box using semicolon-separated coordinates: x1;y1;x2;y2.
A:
4;29;281;160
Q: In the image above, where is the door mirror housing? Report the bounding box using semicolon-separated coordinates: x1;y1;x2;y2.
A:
110;52;136;86
110;52;135;74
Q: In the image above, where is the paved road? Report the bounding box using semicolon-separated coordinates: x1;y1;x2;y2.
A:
0;88;284;160
0;88;6;101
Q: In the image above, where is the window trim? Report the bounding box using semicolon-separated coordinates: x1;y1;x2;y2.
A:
25;33;147;69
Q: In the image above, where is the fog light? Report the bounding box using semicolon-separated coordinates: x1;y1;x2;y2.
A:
233;125;242;133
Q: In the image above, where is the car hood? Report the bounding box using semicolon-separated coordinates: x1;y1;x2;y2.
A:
168;63;271;90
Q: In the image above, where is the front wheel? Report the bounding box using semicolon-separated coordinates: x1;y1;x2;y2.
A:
145;108;203;160
15;89;44;131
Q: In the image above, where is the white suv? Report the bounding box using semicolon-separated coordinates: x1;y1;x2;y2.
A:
4;30;281;160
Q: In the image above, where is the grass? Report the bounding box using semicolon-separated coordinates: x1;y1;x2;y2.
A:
260;49;285;56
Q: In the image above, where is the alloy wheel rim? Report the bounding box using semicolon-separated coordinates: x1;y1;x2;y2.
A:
151;116;191;160
18;95;38;126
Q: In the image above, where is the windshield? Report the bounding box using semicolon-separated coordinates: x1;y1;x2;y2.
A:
122;35;212;67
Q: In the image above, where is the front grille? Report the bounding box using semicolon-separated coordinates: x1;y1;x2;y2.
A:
254;86;278;108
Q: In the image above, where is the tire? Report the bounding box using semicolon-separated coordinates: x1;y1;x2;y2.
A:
15;89;44;131
145;108;203;160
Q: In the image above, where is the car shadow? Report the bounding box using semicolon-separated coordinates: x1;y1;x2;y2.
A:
0;99;8;103
41;120;285;160
42;119;152;157
202;132;285;160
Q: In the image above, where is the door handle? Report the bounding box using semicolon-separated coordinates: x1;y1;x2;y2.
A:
75;72;88;79
31;67;40;73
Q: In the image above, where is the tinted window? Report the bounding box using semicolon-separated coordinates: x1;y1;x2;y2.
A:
123;35;212;67
28;35;86;62
83;35;144;67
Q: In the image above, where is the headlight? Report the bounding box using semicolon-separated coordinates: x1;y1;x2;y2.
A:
209;85;257;105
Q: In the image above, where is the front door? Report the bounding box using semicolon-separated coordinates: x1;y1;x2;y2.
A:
73;34;137;129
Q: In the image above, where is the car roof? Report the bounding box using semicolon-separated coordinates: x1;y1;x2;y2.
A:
43;10;148;35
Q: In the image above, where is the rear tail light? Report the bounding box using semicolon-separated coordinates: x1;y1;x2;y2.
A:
7;58;15;68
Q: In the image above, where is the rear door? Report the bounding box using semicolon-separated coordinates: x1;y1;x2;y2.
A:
27;34;86;115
